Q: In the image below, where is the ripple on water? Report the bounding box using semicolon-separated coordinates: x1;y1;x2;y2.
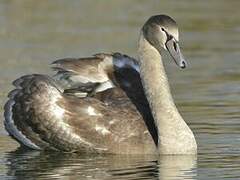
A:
1;149;197;180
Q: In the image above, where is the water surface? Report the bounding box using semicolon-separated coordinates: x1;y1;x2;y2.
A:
0;0;240;179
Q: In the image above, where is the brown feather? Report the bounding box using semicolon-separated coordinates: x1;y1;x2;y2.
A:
5;74;157;154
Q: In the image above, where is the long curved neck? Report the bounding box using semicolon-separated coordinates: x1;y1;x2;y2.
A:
137;31;197;154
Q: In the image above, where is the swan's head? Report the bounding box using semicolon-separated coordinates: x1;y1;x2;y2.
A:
142;15;187;69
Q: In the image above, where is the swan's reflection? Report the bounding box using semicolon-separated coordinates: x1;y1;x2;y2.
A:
5;147;197;179
158;155;197;180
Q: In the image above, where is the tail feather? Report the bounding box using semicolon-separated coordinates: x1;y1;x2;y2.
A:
4;96;41;150
4;74;59;150
7;89;21;98
12;74;35;87
4;74;95;152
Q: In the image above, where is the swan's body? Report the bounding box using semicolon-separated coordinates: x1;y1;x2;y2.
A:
4;15;197;154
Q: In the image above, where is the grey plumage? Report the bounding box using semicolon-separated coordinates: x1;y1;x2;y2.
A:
4;15;197;154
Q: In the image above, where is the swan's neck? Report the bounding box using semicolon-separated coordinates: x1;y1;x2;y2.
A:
137;32;197;154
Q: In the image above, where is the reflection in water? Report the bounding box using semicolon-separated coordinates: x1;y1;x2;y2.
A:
4;148;197;180
158;156;197;180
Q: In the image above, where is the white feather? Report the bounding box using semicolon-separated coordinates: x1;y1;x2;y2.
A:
95;125;111;135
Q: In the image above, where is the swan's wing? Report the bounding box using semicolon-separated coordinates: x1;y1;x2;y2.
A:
4;75;62;150
4;74;156;154
113;65;158;146
52;55;110;86
52;53;158;145
51;53;139;96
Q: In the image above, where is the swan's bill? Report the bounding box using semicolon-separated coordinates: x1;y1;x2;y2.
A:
165;38;187;69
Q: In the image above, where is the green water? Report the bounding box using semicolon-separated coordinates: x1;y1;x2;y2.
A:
0;0;240;179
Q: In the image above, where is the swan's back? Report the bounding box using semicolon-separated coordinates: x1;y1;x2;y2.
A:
4;53;157;154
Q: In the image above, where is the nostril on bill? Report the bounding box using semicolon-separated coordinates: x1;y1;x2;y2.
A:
173;42;177;51
181;61;186;69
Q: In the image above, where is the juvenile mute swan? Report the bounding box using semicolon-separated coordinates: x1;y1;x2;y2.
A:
4;15;197;154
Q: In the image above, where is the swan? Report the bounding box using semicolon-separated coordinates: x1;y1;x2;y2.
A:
4;15;197;154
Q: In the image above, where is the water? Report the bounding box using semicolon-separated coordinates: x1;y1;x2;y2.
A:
0;0;240;179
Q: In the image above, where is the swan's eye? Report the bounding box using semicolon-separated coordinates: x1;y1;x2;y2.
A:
161;28;165;32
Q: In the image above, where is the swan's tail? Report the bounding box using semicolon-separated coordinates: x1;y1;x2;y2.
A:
4;74;63;150
4;74;100;152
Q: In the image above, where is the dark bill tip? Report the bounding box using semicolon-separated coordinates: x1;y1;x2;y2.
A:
165;38;188;69
180;60;187;69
